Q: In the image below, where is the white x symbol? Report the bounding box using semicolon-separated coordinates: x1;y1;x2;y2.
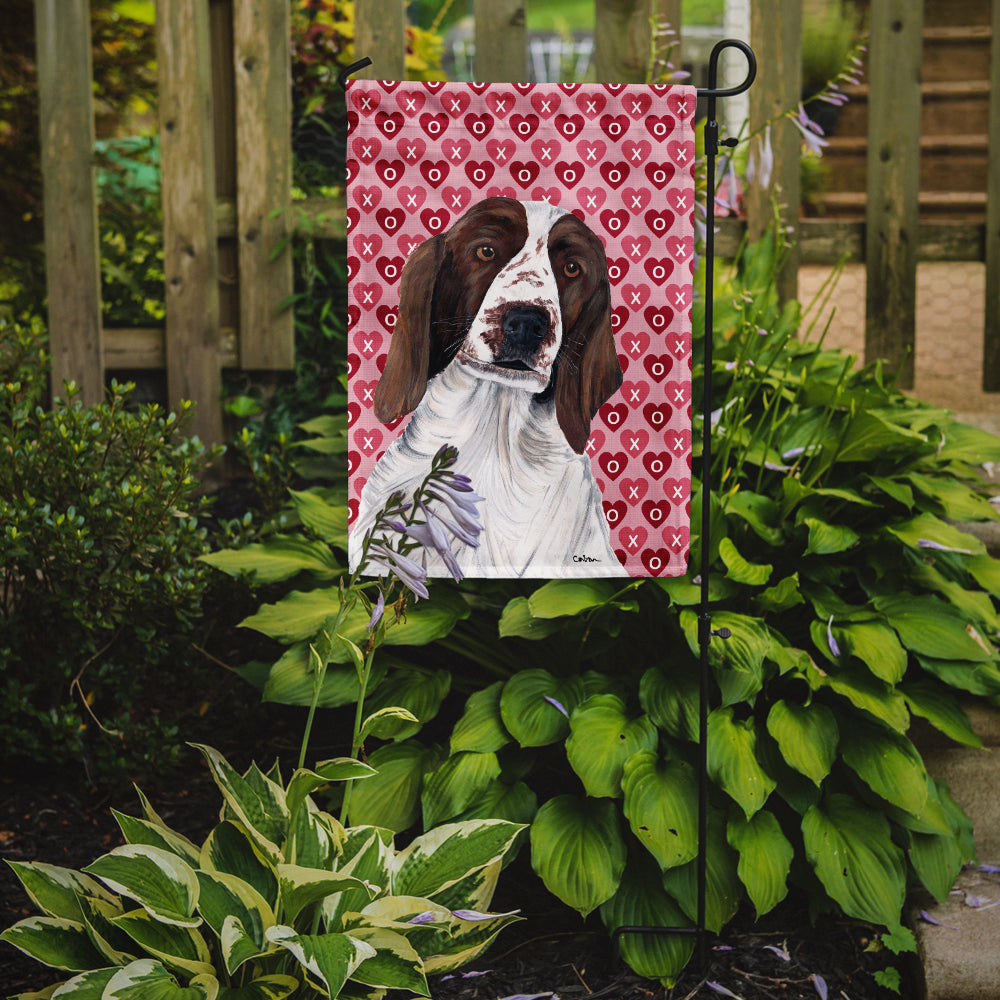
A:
672;532;683;546
539;146;553;160
361;289;374;304
631;100;643;113
539;99;552;113
449;146;463;160
585;194;598;208
677;101;688;115
361;143;373;159
361;192;374;207
363;337;374;354
628;340;642;355
495;99;507;114
673;387;686;403
672;436;684;451
675;244;687;258
403;144;419;160
405;97;417;111
363;435;374;450
628;484;640;499
450;192;464;207
362;386;374;401
630;146;643;161
584;147;598;161
628;533;640;548
675;194;688;210
676;148;688;162
628;435;641;451
672;485;684;499
629;386;641;402
631;193;643;209
629;243;643;257
586;436;598;453
494;145;509;161
630;290;642;305
674;291;687;307
404;192;418;207
361;96;372;110
586;100;598;113
449;98;463;112
362;241;374;256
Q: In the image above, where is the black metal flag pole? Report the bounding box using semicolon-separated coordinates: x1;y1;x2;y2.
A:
612;38;756;972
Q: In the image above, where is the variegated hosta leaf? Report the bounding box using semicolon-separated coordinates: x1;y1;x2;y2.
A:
450;681;511;754
765;700;838;786
276;864;376;925
499;670;585;747
420;907;523;975
707;707;776;819
77;894;135;966
421;752;502;829
621;751;699;871
566;695;658;799
727;810;793;917
599;854;694;987
214;975;299;1000
323;829;393;931
200;822;278;910
195;871;274;974
83;846;200;928
423;860;501;916
285;760;375;823
46;966;118;997
345;926;429;995
102;958;218;999
391;820;524;901
288;802;343;870
110;908;214;978
4;861;117;922
0;916;107;972
265;925;376;998
802;793;906;926
191;746;288;863
661;811;742;934
529;795;626;917
112;810;201;868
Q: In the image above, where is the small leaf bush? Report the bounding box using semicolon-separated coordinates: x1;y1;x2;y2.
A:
2;744;523;998
0;317;219;783
208;234;1000;985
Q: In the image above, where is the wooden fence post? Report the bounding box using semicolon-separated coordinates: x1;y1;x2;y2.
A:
746;0;801;305
474;0;527;81
233;0;294;370
983;0;1000;390
864;0;923;389
34;0;104;405
594;0;654;83
354;0;406;80
157;0;223;445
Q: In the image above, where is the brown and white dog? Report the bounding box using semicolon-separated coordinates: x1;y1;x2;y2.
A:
350;197;625;578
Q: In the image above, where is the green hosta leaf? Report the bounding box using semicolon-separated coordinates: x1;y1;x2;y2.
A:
530;795;626;917
112;812;201;868
499;670;584;747
83;846;200;928
347;740;442;832
362;667;451;740
886;512;985;556
756;573;804;614
621;751;698;871
393;820;524;900
806;660;909;732
566;695;658;798
901;680;982;748
803;517;859;556
346;926;428;994
916;655;1000;697
453;779;538;827
216;976;299;1000
967;553;1000;597
834;621;907;684
802;793;906;926
261;643;387;709
191;746;287;862
111;909;214;978
911;562;1000;633
935;421;1000;464
288;489;349;547
707;708;776;818
195;871;273;974
0;916;107;971
866;474;914;509
360;706;421;742
724;490;784;545
718;536;772;585
200;536;341;584
277;865;374;925
265;926;375;998
839;718;929;817
527;578;618;617
497;597;565;639
421;751;502;828
909;827;966;905
661;811;741;933
835;410;927;463
103;959;218;1000
599;854;694;987
875;593;995;662
5;862;118;923
727;811;793;917
450;682;511;754
765;700;838;786
639;664;699;742
906;473;998;522
681;610;770;706
200;822;278;910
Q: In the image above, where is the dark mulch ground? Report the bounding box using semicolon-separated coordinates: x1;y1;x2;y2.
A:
1;744;914;1000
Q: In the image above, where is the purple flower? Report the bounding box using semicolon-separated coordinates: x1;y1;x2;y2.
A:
407;911;438;925
366;541;429;599
827;616;841;658
544;695;569;718
747;124;774;191
812;974;828;1000
367;590;385;631
451;908;520;921
791;104;828;156
917;538;973;554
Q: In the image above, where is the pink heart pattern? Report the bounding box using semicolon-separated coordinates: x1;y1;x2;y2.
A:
347;80;696;578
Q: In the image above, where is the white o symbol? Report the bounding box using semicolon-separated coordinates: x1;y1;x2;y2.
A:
652;313;665;329
517;120;532;136
518;167;532;182
607;458;620;475
608;168;622;184
652;216;666;232
651;264;666;280
650;506;663;522
649;458;663;474
384;263;399;280
472;120;487;135
386;312;397;327
652;121;667;136
385;215;398;231
652;168;667;184
607;507;621;524
607;410;622;425
649;554;662;569
651;409;664;425
473;167;487;183
608;121;622;136
609;264;621;280
427;119;442;135
383;166;398;182
651;361;664;376
563;168;577;184
428;215;444;231
427;167;442;183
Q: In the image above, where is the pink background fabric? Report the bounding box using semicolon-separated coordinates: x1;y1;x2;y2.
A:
346;80;696;578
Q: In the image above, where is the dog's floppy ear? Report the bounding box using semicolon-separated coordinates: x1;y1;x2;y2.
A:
373;234;444;424
554;279;622;454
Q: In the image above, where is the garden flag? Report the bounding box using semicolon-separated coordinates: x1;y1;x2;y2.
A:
346;80;697;579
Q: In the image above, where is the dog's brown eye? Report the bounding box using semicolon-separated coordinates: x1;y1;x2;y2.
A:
563;260;581;278
476;245;496;262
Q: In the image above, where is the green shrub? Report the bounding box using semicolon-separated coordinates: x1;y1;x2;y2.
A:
1;744;524;998
0;317;220;783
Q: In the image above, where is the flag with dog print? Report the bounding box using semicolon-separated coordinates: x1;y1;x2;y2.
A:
347;80;696;579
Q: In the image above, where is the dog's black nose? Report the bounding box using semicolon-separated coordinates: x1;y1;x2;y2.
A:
501;305;549;352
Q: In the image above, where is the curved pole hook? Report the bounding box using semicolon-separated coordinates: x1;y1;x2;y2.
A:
337;57;373;90
698;38;757;99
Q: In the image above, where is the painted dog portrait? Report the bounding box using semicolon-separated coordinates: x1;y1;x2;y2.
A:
350;196;627;578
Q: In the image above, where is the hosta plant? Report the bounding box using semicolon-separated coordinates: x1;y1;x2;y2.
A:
1;744;523;999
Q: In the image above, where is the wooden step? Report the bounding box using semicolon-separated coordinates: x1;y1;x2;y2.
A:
822;134;989;193
922;25;993;83
813;189;987;222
